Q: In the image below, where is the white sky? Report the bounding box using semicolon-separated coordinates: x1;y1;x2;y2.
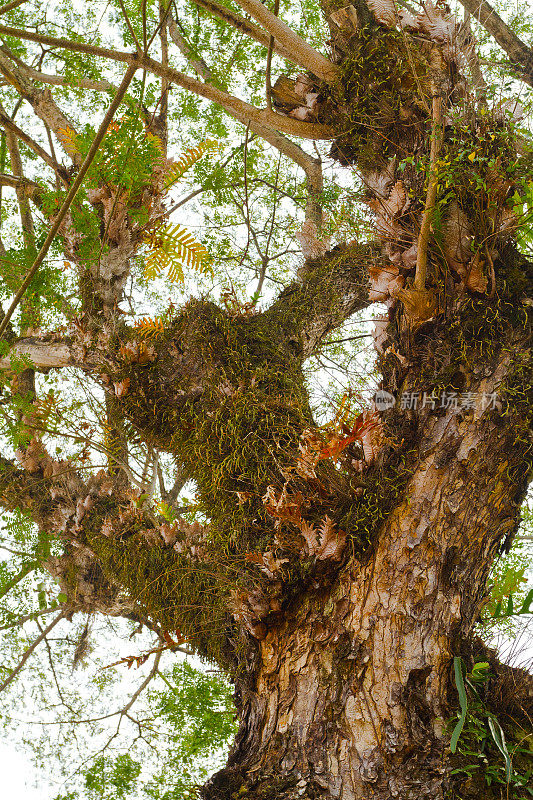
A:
0;742;55;799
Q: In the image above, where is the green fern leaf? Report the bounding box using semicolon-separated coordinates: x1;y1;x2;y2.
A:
164;140;219;192
144;223;211;284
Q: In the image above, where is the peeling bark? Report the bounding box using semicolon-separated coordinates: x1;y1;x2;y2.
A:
203;317;533;800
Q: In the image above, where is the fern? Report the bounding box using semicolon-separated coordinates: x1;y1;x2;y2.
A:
164;140;218;192
101;422;126;461
134;315;166;339
144;223;211;283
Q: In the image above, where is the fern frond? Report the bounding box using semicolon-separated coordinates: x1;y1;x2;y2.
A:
134;316;166;339
164;140;218;192
101;423;125;459
144;223;211;284
58;127;79;157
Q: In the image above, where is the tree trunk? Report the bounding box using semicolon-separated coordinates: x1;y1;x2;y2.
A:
1;2;532;798
204;316;533;800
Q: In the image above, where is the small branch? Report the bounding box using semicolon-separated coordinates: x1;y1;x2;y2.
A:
0;43;116;92
194;0;293;62
4;124;36;250
265;0;279;112
168;13;213;80
36;617;75;712
0;610;65;694
117;0;143;53
0;105;65;178
23;67;116;93
231;0;338;82
0;63;138;340
0;560;37;600
0;606;58;631
0;0;28;13
414;90;443;292
461;10;487;98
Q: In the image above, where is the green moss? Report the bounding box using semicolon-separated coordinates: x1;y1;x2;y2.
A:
86;524;233;662
323;25;430;169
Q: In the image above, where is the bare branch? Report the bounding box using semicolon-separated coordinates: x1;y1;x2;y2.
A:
0;610;65;694
117;0;143;53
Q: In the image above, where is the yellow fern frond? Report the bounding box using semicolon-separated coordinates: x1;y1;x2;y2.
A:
144;223;211;284
164;140;219;192
101;423;125;459
58;127;79;157
146;132;165;152
134;316;166;339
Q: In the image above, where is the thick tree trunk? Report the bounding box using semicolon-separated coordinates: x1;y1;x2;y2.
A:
203;321;532;800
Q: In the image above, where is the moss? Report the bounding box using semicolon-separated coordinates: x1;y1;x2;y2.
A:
86;523;234;662
322;25;431;169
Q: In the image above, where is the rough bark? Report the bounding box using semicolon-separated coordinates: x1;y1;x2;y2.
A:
197;256;533;799
0;2;533;798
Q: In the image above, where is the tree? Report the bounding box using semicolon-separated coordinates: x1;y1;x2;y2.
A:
0;0;532;797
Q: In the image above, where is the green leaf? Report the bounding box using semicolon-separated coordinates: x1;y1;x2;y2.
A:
487;715;512;783
519;587;533;614
450;657;468;754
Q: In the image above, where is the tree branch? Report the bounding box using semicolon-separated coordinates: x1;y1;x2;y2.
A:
0;0;28;13
0;48;83;164
0;606;58;631
0;171;42;200
457;0;533;86
193;0;294;62
0;610;65;694
0;25;334;140
0;104;66;178
0;63;138;340
230;0;338;82
168;13;213;80
0;560;37;600
0;337;74;369
265;242;373;357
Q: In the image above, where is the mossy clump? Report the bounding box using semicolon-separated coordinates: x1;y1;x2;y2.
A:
322;25;430;170
86;522;234;663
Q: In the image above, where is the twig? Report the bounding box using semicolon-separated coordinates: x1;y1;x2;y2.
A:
117;0;143;53
0;610;65;694
0;605;58;631
265;0;279;112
